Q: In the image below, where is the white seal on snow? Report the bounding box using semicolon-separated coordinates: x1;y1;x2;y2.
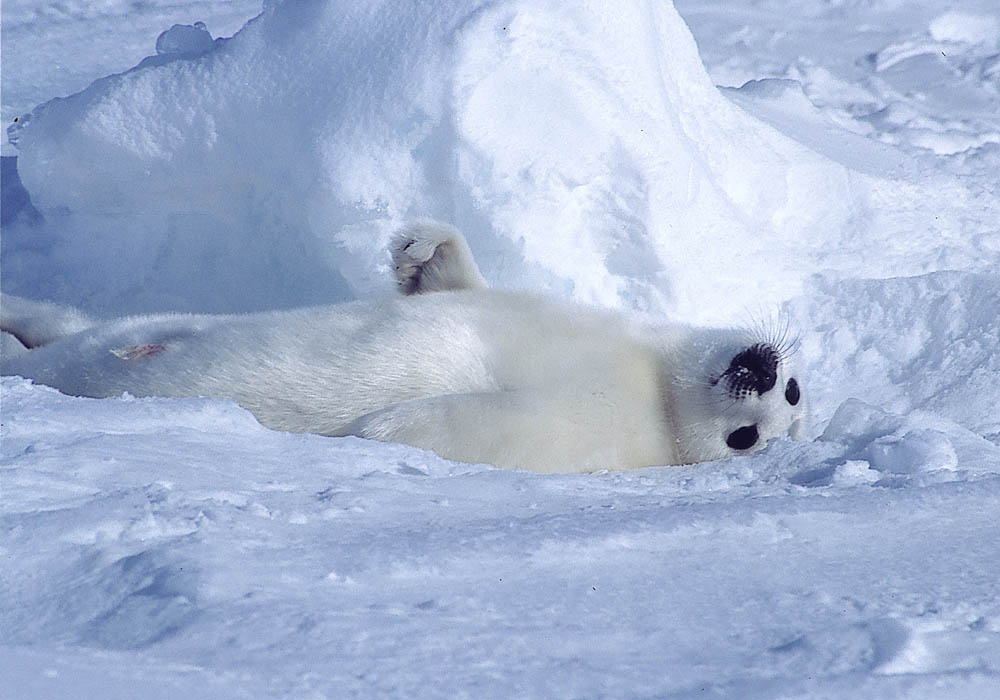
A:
1;221;807;473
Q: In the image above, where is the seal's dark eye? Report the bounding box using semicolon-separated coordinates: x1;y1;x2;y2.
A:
726;424;759;450
785;378;800;406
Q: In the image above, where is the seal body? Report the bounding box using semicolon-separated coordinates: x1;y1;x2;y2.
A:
1;223;808;473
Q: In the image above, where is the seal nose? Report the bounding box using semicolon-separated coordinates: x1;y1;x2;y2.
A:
723;343;778;398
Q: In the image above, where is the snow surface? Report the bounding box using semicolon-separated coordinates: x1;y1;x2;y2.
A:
2;0;1000;697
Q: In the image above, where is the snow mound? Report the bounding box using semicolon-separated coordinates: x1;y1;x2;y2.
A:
819;398;1000;482
0;0;893;322
155;22;215;57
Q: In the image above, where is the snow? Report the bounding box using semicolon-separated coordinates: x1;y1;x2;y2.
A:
4;377;1000;698
2;0;1000;697
8;0;996;322
0;0;261;141
155;22;215;57
929;12;1000;48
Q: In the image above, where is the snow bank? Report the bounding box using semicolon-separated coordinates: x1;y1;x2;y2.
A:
2;0;966;323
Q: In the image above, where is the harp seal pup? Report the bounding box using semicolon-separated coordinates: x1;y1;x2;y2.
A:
1;221;807;473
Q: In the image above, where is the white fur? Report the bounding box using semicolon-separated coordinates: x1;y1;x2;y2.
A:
391;221;487;295
1;223;807;473
1;295;96;348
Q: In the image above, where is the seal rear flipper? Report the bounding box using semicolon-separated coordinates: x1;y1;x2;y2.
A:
0;294;97;349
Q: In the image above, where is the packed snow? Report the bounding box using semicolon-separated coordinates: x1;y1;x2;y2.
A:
2;0;999;697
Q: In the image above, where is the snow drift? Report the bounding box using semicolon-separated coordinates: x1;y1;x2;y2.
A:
6;0;990;324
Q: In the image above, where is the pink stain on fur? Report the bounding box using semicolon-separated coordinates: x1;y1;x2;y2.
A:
110;343;167;361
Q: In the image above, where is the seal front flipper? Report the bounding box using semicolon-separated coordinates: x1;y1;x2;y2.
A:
390;221;488;295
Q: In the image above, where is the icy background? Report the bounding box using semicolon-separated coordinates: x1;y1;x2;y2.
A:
2;0;1000;697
